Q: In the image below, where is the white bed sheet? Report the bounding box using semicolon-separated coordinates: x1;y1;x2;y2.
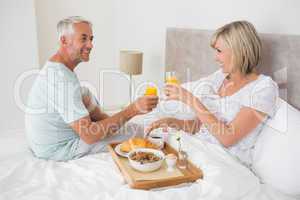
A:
0;130;296;200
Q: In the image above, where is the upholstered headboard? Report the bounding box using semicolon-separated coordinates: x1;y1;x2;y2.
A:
165;28;300;110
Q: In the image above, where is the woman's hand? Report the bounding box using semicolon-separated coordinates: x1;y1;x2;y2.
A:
145;117;182;135
145;117;202;136
164;83;197;106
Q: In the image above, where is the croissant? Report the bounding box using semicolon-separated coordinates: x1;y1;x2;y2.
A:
120;137;158;153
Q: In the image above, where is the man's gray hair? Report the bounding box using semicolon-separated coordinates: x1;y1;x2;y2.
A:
57;16;92;39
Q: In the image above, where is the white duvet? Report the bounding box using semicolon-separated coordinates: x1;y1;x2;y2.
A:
0;130;295;200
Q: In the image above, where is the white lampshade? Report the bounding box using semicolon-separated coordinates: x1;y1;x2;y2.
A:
119;50;143;75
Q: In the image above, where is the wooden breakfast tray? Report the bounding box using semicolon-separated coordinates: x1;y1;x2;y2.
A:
107;142;203;190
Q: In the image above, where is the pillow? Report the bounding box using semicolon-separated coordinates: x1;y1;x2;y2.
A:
252;98;300;196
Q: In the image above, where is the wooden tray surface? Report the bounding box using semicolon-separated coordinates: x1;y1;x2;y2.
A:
108;142;203;190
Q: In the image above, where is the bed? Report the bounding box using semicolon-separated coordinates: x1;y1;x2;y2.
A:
1;28;299;200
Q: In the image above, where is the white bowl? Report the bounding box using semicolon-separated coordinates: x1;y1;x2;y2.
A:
128;148;165;172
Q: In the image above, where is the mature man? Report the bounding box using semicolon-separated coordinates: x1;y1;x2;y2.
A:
25;16;158;161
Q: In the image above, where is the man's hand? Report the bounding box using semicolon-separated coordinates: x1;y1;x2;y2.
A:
129;95;159;115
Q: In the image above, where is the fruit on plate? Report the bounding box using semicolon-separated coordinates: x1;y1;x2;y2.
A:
120;137;158;153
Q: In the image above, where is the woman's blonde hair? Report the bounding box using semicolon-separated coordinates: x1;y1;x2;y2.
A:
210;20;262;75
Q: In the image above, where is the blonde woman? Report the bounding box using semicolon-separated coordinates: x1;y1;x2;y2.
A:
146;21;278;167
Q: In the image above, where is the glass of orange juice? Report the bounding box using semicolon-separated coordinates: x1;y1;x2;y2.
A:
145;85;157;96
165;71;179;85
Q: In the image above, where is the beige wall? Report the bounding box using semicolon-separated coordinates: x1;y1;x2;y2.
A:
35;0;115;67
0;0;39;132
34;0;300;108
0;0;297;132
113;0;299;88
34;0;130;108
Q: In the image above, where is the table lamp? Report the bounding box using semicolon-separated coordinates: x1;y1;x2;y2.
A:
119;50;143;103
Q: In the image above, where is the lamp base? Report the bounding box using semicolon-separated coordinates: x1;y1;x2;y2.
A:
129;74;133;103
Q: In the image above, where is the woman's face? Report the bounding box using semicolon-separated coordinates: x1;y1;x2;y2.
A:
214;38;233;73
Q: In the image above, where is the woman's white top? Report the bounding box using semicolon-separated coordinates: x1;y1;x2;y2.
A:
185;70;279;167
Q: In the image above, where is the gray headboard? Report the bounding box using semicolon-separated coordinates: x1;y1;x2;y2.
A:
165;28;300;110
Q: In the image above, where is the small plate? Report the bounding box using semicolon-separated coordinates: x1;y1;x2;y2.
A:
114;143;129;157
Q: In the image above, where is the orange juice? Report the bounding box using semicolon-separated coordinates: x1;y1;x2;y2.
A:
145;86;157;96
166;76;179;84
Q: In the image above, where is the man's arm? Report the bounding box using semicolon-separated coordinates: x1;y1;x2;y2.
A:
82;95;109;122
90;107;110;122
71;95;158;144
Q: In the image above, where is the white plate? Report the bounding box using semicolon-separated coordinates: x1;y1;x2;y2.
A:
114;143;129;157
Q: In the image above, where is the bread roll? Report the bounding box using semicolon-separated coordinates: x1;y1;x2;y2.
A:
120;137;158;152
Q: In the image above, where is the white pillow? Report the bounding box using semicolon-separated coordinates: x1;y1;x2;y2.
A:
253;98;300;196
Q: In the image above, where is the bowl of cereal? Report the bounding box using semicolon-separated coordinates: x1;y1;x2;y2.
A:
128;148;165;172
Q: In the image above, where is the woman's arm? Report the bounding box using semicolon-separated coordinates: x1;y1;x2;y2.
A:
145;118;202;135
71;96;159;145
165;83;267;147
191;98;266;147
182;119;202;134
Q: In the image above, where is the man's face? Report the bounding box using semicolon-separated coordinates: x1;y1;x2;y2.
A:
64;22;94;63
